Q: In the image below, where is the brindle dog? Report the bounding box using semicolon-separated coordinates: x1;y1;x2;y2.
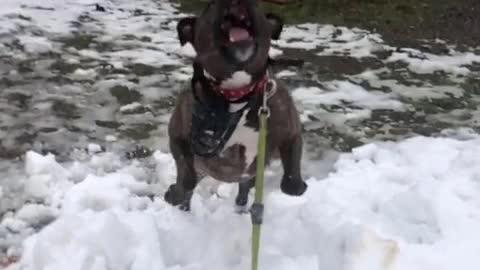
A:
165;0;307;211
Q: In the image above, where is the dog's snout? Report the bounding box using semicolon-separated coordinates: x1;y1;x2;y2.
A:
228;0;247;15
223;0;249;19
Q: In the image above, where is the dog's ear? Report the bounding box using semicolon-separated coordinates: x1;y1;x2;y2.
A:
266;13;283;40
177;17;196;46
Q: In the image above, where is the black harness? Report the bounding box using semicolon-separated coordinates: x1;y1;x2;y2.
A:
191;94;254;158
190;64;263;158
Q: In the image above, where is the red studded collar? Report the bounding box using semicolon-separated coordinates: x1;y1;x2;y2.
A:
210;73;269;102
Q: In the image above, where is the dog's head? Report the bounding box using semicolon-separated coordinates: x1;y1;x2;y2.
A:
177;0;283;87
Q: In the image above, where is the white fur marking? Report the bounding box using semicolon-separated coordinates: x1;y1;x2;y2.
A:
220;71;252;88
223;110;258;167
229;102;248;112
233;45;254;62
203;69;216;81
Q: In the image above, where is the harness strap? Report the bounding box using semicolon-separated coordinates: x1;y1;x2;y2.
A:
191;99;250;158
190;71;273;158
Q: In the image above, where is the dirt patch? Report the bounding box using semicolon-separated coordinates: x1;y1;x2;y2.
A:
109;85;143;105
174;0;480;49
51;100;81;119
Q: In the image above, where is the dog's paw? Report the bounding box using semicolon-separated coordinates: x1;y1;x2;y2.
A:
164;185;192;211
179;201;191;212
164;184;187;207
235;194;248;207
280;177;307;196
164;184;193;211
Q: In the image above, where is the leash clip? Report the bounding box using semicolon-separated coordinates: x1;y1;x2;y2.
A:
258;79;276;118
250;203;264;225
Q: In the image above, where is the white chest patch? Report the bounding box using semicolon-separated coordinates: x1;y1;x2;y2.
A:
220;71;252;89
232;45;255;63
223;107;258;167
228;102;248;112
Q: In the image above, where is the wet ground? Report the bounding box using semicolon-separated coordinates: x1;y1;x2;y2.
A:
178;0;480;48
1;0;479;162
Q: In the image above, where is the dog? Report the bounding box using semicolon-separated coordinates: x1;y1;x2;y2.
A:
164;0;307;211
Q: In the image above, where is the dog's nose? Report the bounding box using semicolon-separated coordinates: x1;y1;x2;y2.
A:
228;0;248;19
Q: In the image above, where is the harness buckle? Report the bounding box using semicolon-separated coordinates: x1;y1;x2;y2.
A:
250;203;264;225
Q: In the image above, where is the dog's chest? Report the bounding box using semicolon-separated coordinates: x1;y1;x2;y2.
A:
223;106;258;166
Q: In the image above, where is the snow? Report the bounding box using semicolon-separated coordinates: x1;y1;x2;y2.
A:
119;102;143;113
0;0;184;67
25;151;70;178
0;136;479;270
16;36;54;54
292;81;404;126
354;70;466;100
1;218;27;234
15;204;56;226
276;70;297;77
269;47;283;58
276;23;479;77
87;144;102;154
62;173;138;214
72;68;98;80
275;24;384;57
386;50;480;75
105;135;117;142
176;43;197;58
292;81;403;109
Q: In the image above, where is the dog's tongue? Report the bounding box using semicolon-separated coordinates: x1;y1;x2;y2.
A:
229;27;250;42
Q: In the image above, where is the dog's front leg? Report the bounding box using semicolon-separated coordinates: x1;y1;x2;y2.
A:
279;134;307;196
235;178;255;211
164;137;198;211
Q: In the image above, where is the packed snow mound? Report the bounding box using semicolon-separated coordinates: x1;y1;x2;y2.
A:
5;135;480;270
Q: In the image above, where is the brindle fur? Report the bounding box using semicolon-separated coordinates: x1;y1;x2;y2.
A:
164;0;307;211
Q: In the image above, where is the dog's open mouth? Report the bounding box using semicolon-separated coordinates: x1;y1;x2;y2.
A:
222;4;253;43
219;0;257;63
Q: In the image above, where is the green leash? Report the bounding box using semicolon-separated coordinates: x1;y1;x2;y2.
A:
250;79;275;270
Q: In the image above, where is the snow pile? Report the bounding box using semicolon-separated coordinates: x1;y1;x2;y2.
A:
1;135;478;270
22;152;72;203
